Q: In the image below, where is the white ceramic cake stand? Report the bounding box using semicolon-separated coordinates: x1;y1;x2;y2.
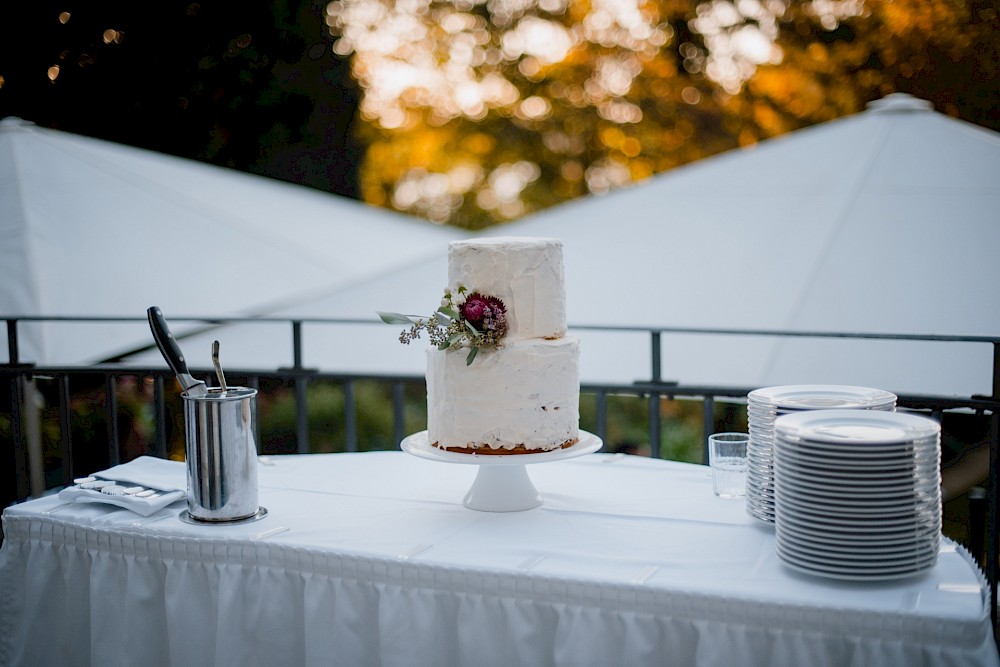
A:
401;430;603;512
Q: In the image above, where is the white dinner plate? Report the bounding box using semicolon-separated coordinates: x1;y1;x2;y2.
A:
775;544;937;580
774;460;940;487
775;509;940;537
746;498;776;514
774;525;940;552
775;536;939;566
774;457;935;477
773;456;936;479
774;465;940;489
777;557;936;582
777;492;941;517
775;468;936;489
777;529;940;555
778;526;941;553
776;438;939;459
746;461;775;476
774;477;940;505
774;410;939;446
775;507;939;532
778;437;938;458
777;535;941;559
775;457;939;483
777;499;940;525
747;506;775;523
774;491;940;516
745;476;773;491
776;537;939;564
748;385;896;411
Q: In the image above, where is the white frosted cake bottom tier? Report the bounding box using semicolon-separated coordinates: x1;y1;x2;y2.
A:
426;337;580;451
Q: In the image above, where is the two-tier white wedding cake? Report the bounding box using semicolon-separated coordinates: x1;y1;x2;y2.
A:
426;237;580;454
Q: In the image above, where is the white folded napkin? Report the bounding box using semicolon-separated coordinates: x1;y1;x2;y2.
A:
58;456;187;516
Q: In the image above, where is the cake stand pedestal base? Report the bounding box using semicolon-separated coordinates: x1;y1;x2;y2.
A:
400;431;603;512
464;464;541;512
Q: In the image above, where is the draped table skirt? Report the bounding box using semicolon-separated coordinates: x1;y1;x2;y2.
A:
2;452;997;666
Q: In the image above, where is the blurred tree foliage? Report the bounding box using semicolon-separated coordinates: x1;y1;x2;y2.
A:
731;0;1000;141
5;1;995;226
0;0;361;197
326;0;1000;228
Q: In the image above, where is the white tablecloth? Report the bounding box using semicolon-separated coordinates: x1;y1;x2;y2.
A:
1;451;997;667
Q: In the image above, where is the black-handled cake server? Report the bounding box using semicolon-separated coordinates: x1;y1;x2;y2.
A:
147;306;208;398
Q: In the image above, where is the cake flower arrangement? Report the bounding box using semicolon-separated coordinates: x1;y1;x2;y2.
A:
378;284;508;365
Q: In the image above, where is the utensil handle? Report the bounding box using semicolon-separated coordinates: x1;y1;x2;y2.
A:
147;306;190;377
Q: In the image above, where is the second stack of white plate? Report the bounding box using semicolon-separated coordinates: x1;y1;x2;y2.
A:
771;409;941;581
746;385;897;524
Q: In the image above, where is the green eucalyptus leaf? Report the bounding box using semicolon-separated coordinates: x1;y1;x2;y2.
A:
438;340;451;350
464;320;479;335
378;311;417;325
465;345;479;365
437;307;461;321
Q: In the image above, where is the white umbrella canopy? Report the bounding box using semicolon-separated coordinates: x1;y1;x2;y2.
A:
517;93;1000;397
121;94;1000;398
0;117;455;366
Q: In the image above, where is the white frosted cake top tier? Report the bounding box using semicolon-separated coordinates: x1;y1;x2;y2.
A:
448;236;566;340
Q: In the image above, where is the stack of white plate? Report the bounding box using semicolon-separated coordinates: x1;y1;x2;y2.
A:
746;385;897;524
772;409;941;581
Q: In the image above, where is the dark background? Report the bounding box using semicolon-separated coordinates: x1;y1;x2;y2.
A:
0;0;362;198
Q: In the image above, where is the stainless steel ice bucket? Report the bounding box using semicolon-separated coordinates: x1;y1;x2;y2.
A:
182;386;259;521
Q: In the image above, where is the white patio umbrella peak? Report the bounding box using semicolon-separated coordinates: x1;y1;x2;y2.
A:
0;117;455;365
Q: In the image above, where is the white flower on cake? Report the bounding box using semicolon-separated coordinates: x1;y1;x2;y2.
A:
378;283;508;365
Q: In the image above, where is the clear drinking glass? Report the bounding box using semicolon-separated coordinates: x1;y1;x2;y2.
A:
709;432;749;498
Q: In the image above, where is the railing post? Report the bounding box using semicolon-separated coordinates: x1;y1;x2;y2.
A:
9;373;28;502
648;394;661;459
392;381;405;448
294;377;310;455
596;391;608;446
702;395;715;464
105;374;120;466
990;408;998;639
292;320;304;370
989;343;999;634
248;376;261;453
650;330;662;383
344;380;357;452
59;375;73;485
292;321;310;454
649;330;662;459
5;319;30;503
7;319;18;365
153;375;168;459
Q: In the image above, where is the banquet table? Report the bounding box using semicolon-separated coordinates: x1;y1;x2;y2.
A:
1;450;997;667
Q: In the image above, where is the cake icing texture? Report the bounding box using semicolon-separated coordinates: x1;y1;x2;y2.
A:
428;237;580;453
447;237;567;340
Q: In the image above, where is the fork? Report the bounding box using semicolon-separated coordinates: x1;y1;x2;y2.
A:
79;480;115;490
100;485;145;496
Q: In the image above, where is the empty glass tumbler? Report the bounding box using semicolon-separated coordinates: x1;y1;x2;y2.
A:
709;432;749;498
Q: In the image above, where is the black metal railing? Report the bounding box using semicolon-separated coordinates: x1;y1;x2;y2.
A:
3;314;999;628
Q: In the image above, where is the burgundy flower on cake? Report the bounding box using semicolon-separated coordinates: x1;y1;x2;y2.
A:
377;284;508;365
461;294;507;337
460;296;486;324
